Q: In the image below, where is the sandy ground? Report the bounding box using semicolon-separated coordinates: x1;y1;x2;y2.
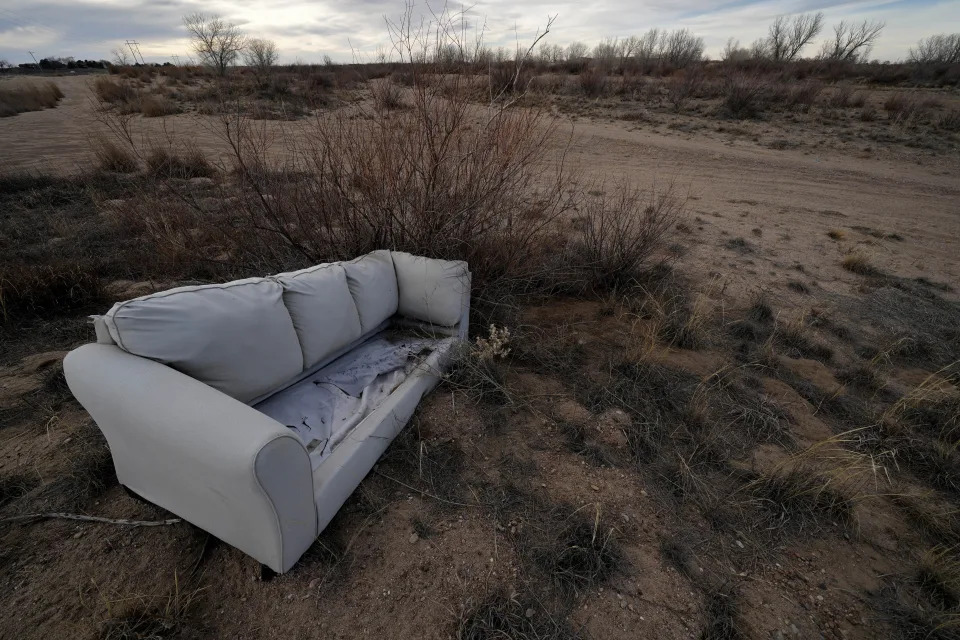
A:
1;73;959;639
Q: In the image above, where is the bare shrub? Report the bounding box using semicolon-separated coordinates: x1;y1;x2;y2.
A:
829;84;854;107
784;79;822;109
884;93;926;123
0;81;64;117
572;186;683;288
666;68;704;112
723;75;764;118
578;68;609;98
371;80;405;110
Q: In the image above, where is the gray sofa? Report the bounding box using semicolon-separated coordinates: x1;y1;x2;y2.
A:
64;250;470;573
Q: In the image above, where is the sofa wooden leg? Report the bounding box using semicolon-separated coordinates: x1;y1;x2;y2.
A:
260;564;278;582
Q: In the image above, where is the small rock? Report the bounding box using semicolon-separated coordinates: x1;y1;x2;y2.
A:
590;484;600;491
409;532;419;544
525;608;534;618
736;540;744;548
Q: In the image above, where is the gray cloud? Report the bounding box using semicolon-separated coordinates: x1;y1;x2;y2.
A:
0;0;957;64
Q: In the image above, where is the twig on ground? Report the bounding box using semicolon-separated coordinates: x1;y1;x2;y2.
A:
0;512;182;527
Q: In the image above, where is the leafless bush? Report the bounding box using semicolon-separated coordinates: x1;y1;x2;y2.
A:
884;93;924;123
572;186;683;288
371;80;405;110
723;74;765;118
578;68;609;98
666;69;704;112
0;81;64;117
783;79;822;109
829;84;853;107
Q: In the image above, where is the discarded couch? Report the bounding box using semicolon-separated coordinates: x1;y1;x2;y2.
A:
64;250;470;573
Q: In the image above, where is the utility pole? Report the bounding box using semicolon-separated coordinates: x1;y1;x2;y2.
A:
125;40;145;65
28;51;38;65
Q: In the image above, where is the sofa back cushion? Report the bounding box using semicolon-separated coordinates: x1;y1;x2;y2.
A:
101;278;303;403
392;252;469;327
342;250;399;333
273;264;363;369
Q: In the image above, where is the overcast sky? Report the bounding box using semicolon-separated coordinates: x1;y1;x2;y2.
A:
1;0;958;65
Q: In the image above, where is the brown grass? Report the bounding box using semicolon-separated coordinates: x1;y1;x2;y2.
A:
140;95;180;117
0;81;64;117
93;77;137;104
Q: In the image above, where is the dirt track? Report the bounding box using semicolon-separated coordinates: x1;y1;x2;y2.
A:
3;74;957;299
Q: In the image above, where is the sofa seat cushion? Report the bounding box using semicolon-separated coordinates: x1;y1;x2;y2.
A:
101;278;303;403
273;264;363;370
254;330;455;470
342;250;399;333
391;252;469;327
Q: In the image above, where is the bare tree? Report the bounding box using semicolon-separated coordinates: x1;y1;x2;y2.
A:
183;13;246;76
663;29;705;67
909;33;960;65
565;41;588;61
111;47;130;66
0;59;10;71
243;38;279;76
766;12;825;61
722;38;751;62
822;20;884;62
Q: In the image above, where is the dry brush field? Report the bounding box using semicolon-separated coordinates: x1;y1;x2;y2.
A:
1;60;959;640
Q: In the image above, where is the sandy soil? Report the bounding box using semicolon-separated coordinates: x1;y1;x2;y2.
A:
1;73;959;640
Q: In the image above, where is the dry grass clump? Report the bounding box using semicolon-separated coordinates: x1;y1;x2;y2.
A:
94;77;137;104
96;580;205;640
702;584;745;640
0;262;105;324
93;137;139;173
842;251;882;276
0;81;64;117
827;229;845;240
522;503;623;598
918;546;960;610
457;591;577;640
740;464;855;535
145;146;215;180
774;316;833;362
140;95;181;117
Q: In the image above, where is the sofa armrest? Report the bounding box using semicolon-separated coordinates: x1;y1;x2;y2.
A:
64;344;317;573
